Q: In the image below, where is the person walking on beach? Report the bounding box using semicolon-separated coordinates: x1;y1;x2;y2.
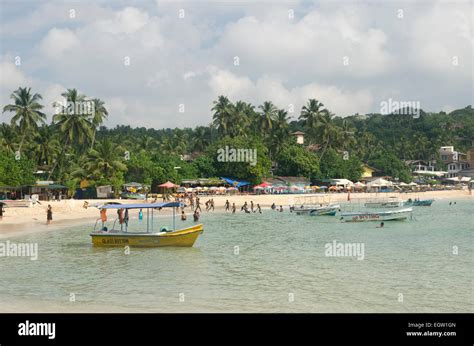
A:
195;197;201;212
46;205;53;225
250;201;254;213
232;203;236;214
256;204;262;214
225;200;230;212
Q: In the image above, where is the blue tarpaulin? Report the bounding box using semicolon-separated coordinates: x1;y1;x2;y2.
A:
220;177;251;187
101;202;184;209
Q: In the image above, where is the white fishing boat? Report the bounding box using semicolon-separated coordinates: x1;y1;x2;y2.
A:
292;195;339;216
340;207;413;222
364;196;404;208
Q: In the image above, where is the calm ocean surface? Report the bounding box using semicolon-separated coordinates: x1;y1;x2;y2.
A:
1;199;473;312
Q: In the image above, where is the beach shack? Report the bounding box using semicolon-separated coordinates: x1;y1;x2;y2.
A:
96;185;114;198
28;181;68;201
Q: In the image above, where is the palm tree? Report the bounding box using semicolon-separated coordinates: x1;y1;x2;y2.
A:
32;125;59;167
2;87;46;152
258;101;277;137
136;133;156;152
48;89;93;179
192;126;211;152
85;138;127;179
90;98;108;149
269;109;290;159
316;112;341;161
212;96;233;137
299;99;329;136
0;123;18;154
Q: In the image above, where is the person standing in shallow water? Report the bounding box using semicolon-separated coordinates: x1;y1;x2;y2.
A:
232;203;236;214
46;205;53;225
225;200;230;212
193;210;200;222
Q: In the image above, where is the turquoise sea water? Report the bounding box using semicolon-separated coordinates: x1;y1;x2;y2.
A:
0;199;472;312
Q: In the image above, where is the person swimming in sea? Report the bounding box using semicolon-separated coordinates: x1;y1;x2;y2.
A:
377;222;384;228
279;205;283;212
181;210;187;221
271;203;276;210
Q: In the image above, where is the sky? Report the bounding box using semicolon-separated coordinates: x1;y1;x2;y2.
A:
0;0;472;129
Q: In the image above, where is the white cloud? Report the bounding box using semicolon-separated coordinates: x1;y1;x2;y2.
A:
0;60;32;91
1;1;472;128
39;28;80;59
208;68;373;117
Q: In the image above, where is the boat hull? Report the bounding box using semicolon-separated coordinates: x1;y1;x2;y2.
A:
404;199;434;206
340;208;413;222
309;208;338;216
90;224;203;247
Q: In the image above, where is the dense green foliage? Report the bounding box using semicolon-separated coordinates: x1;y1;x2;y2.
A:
1;86;472;189
0;151;36;186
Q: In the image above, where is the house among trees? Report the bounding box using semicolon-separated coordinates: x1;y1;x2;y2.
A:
292;131;305;145
440;146;469;178
361;163;378;178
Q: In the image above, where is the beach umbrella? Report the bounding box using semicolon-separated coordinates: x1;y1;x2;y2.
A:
320;186;328;189
158;181;178;189
408;182;418;186
203;186;209;190
195;186;203;191
227;187;238;191
399;182;409;186
254;186;264;190
218;186;227;191
209;186;218;190
312;185;319;189
256;182;272;188
185;187;194;192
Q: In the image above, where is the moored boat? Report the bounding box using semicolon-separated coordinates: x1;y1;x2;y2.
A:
293;195;339;216
364;197;404;208
340;207;413;222
403;198;434;206
90;202;203;247
309;206;338;216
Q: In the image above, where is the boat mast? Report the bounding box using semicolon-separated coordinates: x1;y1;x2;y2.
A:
173;206;176;230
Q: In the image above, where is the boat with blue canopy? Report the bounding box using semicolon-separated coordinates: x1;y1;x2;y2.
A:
90;202;203;247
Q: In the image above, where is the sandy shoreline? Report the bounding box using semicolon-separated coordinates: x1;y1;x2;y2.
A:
0;189;472;238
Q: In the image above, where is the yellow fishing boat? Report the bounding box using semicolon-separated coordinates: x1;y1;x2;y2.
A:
90;202;203;247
